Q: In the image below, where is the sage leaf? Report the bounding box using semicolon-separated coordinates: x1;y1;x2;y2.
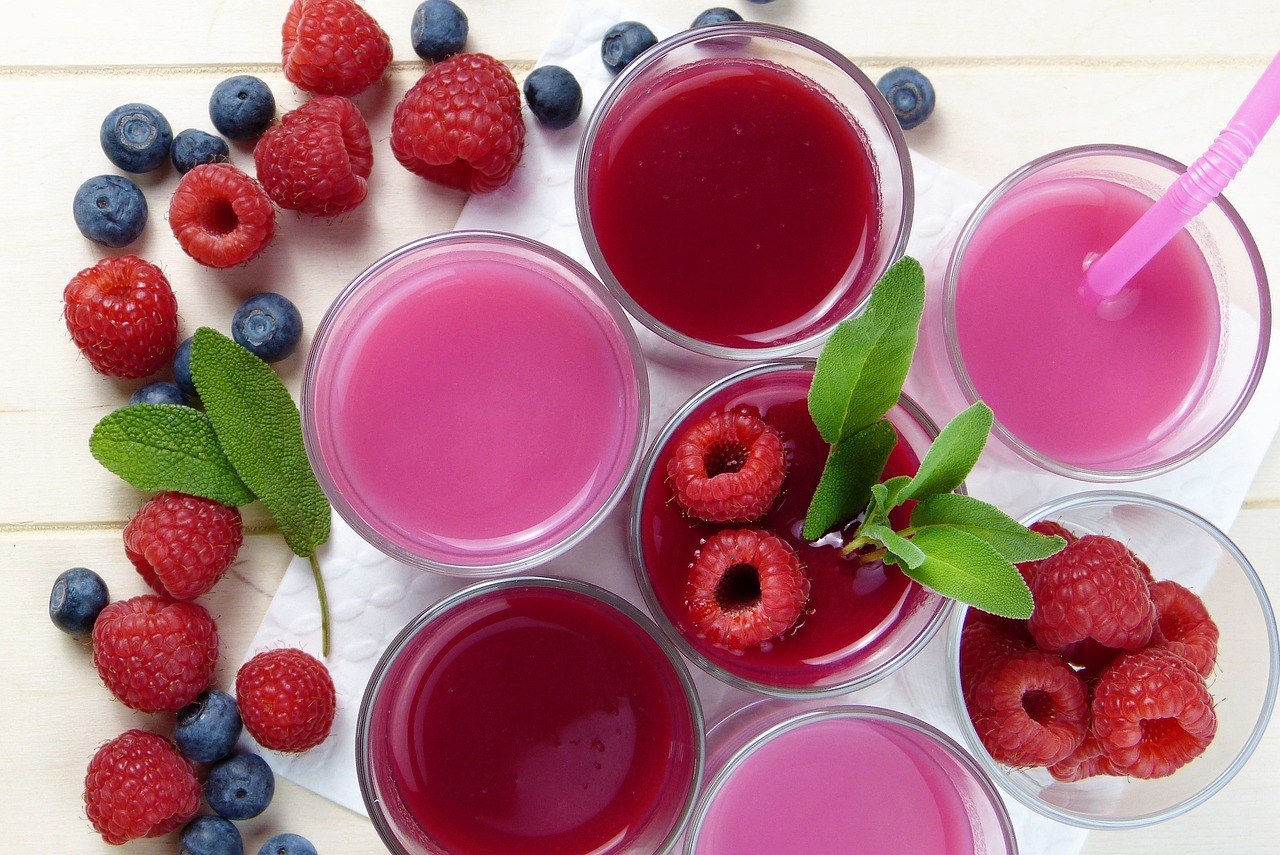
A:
896;402;993;504
862;523;925;569
900;526;1034;619
911;493;1067;564
802;419;896;541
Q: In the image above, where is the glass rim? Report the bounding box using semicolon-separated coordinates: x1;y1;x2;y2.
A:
355;575;708;855
941;143;1271;482
575;21;915;361
300;229;651;577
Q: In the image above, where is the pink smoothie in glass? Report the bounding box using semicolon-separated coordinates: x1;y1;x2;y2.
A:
951;176;1221;468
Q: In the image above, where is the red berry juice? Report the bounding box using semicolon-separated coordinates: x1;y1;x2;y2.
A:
361;581;701;855
636;363;946;693
586;58;882;350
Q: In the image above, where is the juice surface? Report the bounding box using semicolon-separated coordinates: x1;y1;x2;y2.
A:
588;58;880;349
693;717;979;854
953;176;1221;467
372;586;698;854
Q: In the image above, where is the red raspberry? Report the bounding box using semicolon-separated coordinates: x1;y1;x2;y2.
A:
63;256;178;379
1028;534;1157;663
1091;647;1217;779
254;95;374;216
1015;519;1076;588
391;52;526;194
1147;579;1219;677
281;0;392;97
91;594;219;713
124;491;244;601
1048;733;1116;782
958;612;1033;705
666;409;787;523
967;648;1089;767
685;528;809;650
83;729;200;844
236;647;336;752
169;163;277;268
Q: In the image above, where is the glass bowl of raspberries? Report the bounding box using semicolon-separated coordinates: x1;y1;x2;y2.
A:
948;490;1279;828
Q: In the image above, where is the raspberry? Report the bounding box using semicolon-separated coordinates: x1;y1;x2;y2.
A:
254;95;373;216
236;647;336;752
63;256;178;379
1091;647;1217;779
92;595;219;713
169;162;277;268
1147;579;1219;677
390;52;526;194
958;613;1033;704
84;729;201;844
1028;534;1156;663
666;409;787;523
282;0;393;97
967;648;1089;767
1048;733;1115;782
685;528;809;650
124;491;244;601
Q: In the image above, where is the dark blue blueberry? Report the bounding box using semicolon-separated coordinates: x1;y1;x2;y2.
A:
171;129;231;174
232;293;303;363
877;66;936;130
692;7;744;26
205;753;274;821
175;690;243;764
257;834;317;855
411;0;468;62
129;380;188;406
49;567;110;636
73;174;148;248
523;65;583;130
601;21;657;74
100;103;173;173
209;76;276;141
179;814;244;855
174;335;197;398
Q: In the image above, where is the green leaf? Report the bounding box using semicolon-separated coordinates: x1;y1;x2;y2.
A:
896;402;993;504
807;257;925;444
89;404;256;506
862;523;925;569
190;327;330;557
899;526;1034;619
802;419;897;541
911;493;1067;564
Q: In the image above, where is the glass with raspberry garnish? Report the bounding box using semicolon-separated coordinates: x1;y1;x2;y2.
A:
631;359;955;696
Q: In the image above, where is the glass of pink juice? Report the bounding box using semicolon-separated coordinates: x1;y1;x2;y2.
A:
576;23;912;359
302;231;648;576
684;701;1017;854
356;577;705;855
944;145;1270;480
631;360;954;697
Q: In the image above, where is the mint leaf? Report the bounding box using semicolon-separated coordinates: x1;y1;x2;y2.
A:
802;419;896;541
807;257;925;444
896;402;993;504
191;327;330;557
911;493;1066;564
89;404;256;506
862;523;925;569
900;526;1034;619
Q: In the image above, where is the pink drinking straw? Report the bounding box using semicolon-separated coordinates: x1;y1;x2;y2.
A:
1085;48;1280;299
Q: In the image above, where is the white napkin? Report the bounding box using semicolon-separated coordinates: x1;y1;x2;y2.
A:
242;2;1280;853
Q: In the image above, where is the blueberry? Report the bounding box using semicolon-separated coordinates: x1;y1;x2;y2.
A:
232;293;303;363
523;65;583;130
100;103;172;173
601;21;657;74
175;689;243;764
411;0;468;62
692;7;744;26
205;753;275;820
174;335;197;397
877;66;936;130
48;567;109;636
180;815;244;855
209;75;276;141
171;129;230;174
72;174;148;248
257;834;317;855
129;380;188;406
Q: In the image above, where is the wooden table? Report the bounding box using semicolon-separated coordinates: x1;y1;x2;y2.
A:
4;1;1277;851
